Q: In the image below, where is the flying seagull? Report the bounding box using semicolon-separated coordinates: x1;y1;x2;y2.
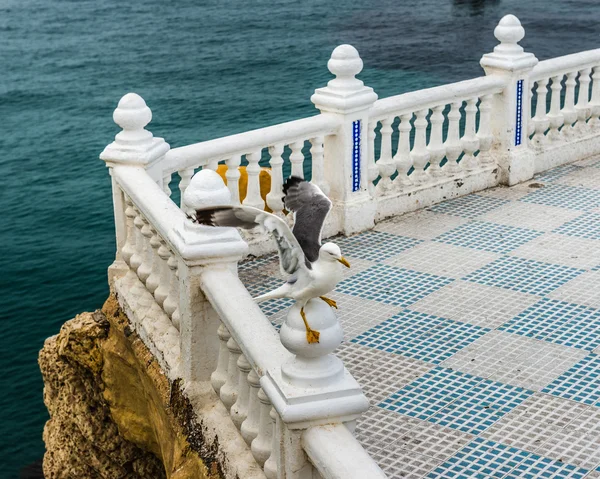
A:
192;176;350;344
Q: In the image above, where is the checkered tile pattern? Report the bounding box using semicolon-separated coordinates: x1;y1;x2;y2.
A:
238;158;600;478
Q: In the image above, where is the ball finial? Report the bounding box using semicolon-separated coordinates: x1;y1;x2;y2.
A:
184;169;232;212
113;92;152;131
327;44;363;80
494;14;525;46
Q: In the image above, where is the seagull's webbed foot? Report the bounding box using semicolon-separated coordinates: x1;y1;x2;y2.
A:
319;296;338;309
300;307;320;344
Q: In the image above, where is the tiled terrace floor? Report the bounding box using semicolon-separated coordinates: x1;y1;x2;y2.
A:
239;156;600;479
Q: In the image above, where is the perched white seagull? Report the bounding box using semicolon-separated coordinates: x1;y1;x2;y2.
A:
192;176;350;344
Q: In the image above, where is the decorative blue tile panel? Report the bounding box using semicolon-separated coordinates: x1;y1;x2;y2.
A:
352;120;361;192
379;367;478;419
243;275;294;317
542;354;600;406
533;164;582;183
464;256;584;296
499;299;600;351
427;194;510;219
553;212;600;240
520;184;600;211
352;310;488;363
333;230;422;261
428;380;532;435
433;221;542;254
427;437;589;478
337;264;453;307
515;79;524;146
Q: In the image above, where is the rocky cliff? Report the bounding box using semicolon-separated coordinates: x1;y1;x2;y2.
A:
39;296;221;479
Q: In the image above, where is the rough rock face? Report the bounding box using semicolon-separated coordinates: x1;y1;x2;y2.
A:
40;296;220;479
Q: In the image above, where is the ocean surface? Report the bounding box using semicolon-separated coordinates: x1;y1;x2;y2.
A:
2;0;600;476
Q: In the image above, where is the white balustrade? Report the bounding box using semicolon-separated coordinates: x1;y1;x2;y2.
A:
101;19;600;479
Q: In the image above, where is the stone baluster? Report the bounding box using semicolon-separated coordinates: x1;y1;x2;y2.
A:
220;337;242;410
376;117;395;191
207;159;219;171
163;253;179;319
309;136;329;196
576;68;592;133
230;354;252;429
154;238;171;308
243;150;264;210
241;369;261;445
251;389;274;467
531;78;550;146
121;196;137;268
367;122;379;193
444;102;463;174
561;71;578;133
266;144;285;214
289;141;305;179
547;75;565;141
263;408;279;479
130;210;145;274
426;105;446;176
162;172;172;196
477;94;495;165
409;109;431;183
225;155;242;205
137;219;154;284
146;230;162;294
589;66;600;127
178;168;195;212
100;93;170;285
393;113;413;185
210;324;231;395
460;98;480;171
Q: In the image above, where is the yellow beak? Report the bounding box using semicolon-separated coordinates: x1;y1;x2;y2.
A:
337;257;351;268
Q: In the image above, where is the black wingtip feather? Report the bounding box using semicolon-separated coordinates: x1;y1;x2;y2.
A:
193;208;218;226
283;176;305;195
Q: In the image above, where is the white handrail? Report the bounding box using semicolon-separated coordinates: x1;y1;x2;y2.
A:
302;425;387;479
162;113;341;173
530;49;600;81
370;75;506;121
200;267;292;377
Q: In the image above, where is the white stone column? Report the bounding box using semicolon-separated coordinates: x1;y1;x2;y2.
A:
100;93;170;286
311;45;378;235
177;169;249;384
480;15;538;185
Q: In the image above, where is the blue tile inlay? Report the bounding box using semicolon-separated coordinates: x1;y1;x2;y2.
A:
433;221;542;254
542;354;600;406
380;368;531;434
352;310;488;364
352;120;361;192
520;184;600;211
427;437;589;478
533;164;582;183
500;299;600;351
515;78;524;146
334;230;422;261
464;256;584;296
243;274;294;316
553;212;600;240
427;194;510;219
337;264;453;307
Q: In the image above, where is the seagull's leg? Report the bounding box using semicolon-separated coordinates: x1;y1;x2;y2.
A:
319;296;338;309
300;307;320;344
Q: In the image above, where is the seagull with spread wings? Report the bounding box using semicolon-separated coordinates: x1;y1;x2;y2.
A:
192;176;350;344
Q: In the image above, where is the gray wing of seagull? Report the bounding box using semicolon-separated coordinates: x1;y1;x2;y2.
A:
193;205;305;276
283;177;332;267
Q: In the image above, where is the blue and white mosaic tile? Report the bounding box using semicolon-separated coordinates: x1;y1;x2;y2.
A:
427;194;509;219
520;183;600;211
433;221;542;254
542;354;600;407
333;230;422;261
553;212;600;240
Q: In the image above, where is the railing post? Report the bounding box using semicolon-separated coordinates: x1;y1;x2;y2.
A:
311;45;378;235
261;298;370;478
480;15;538;185
100;93;170;286
177;169;249;384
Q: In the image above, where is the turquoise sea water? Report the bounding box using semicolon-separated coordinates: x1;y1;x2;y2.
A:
2;0;600;476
